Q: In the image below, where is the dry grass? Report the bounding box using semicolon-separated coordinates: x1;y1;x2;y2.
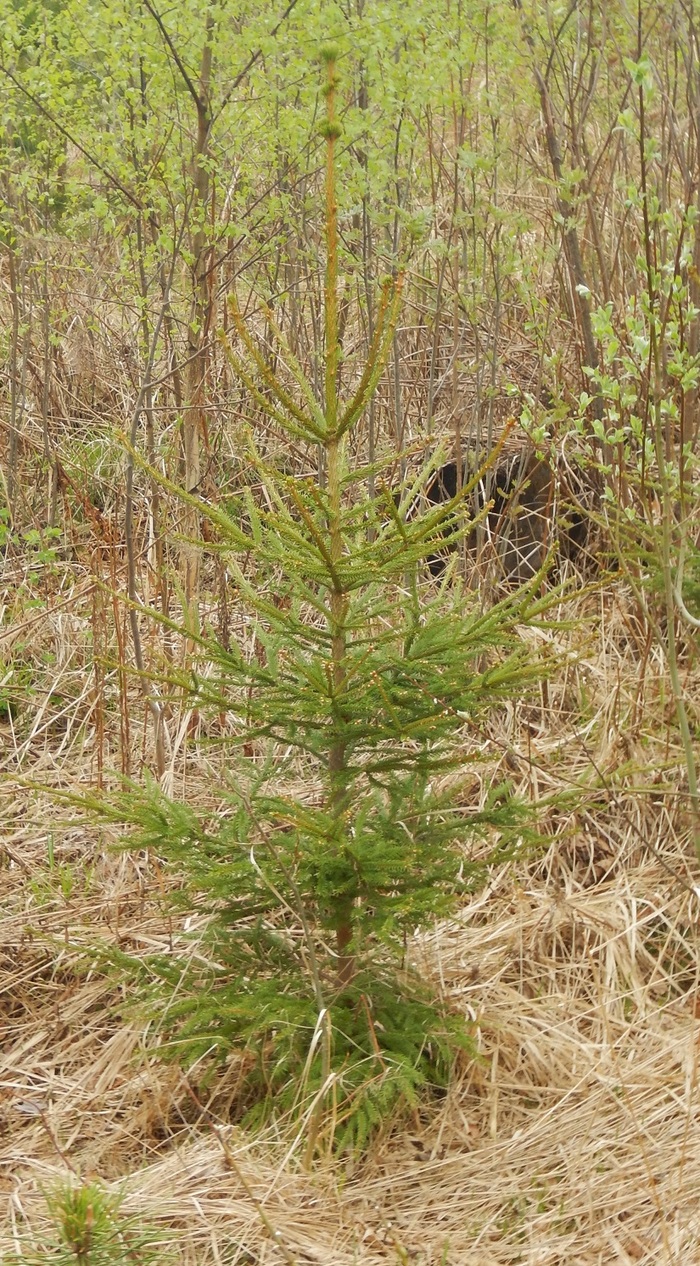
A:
1;572;699;1266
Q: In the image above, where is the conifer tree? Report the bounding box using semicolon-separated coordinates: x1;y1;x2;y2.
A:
116;47;543;1154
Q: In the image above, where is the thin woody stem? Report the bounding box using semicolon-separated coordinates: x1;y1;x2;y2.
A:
321;50;354;990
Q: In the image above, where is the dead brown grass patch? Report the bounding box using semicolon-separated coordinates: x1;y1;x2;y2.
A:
1;579;699;1265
